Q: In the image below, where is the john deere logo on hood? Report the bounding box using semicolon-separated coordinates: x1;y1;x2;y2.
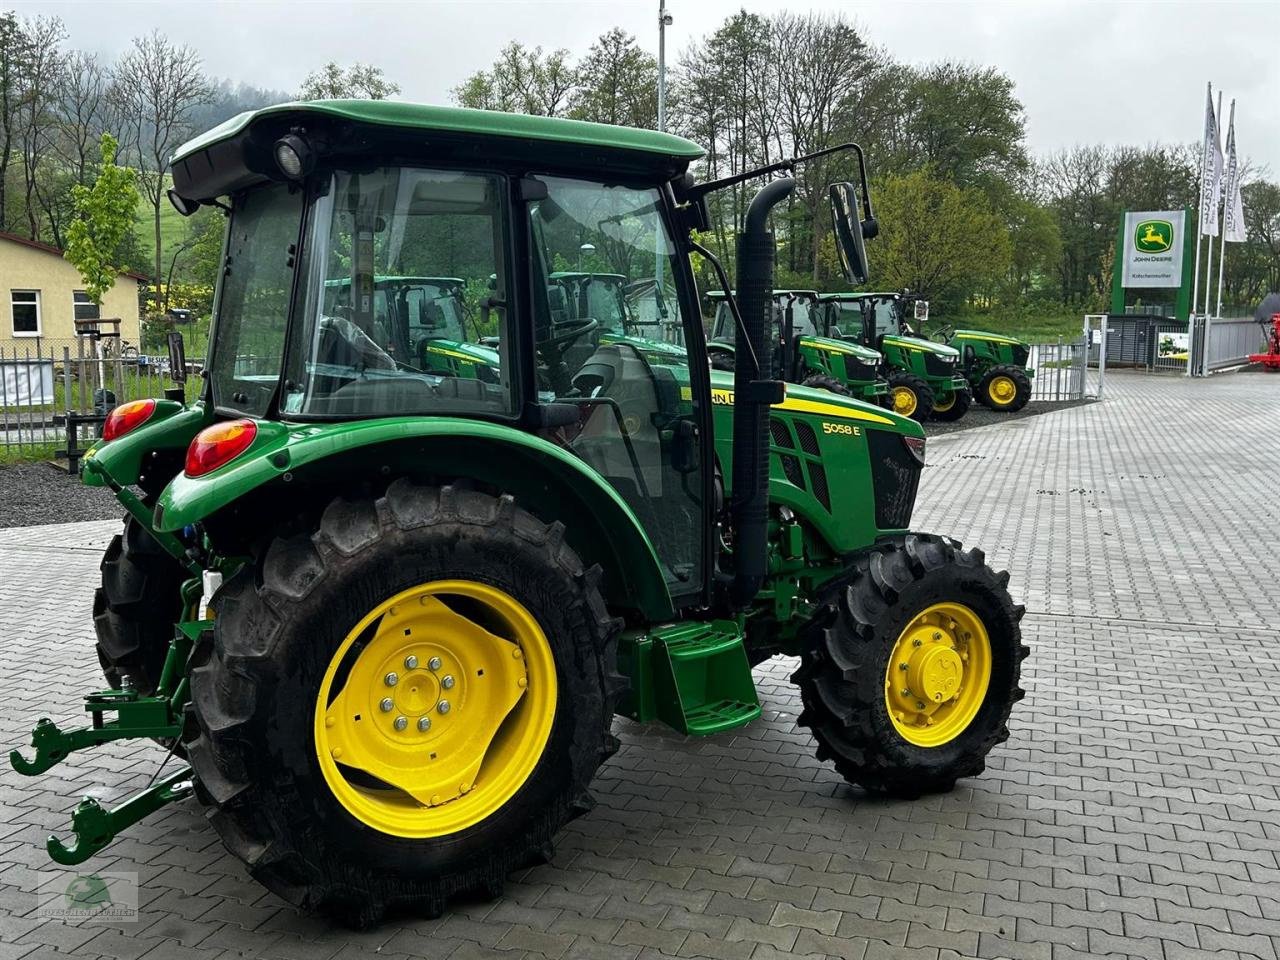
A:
1134;219;1173;253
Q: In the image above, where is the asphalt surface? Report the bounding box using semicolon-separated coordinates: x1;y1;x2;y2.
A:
0;463;121;529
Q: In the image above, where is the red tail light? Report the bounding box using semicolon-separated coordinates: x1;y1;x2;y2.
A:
102;399;157;442
185;420;258;478
903;435;926;466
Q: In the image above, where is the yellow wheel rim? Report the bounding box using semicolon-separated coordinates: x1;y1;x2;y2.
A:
892;386;918;416
932;393;955;413
988;376;1017;407
884;602;992;748
314;580;557;837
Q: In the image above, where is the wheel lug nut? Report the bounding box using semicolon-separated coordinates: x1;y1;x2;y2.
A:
379;697;394;712
899;663;908;671
384;672;398;687
916;702;926;710
428;657;442;671
441;675;455;690
393;716;408;731
932;632;942;640
913;639;922;647
901;688;911;697
417;716;431;732
438;700;451;715
404;655;419;669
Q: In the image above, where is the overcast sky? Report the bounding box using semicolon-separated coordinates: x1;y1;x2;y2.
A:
11;0;1280;173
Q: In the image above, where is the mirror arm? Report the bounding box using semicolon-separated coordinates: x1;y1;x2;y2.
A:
688;237;761;377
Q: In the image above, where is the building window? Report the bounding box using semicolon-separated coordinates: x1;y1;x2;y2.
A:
10;290;41;337
73;291;100;322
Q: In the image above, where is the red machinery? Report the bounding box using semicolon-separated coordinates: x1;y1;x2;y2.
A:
1249;315;1280;370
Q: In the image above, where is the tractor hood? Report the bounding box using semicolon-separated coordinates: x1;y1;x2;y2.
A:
422;338;500;366
708;369;915;432
883;334;959;359
601;332;687;361
950;329;1028;347
798;335;881;364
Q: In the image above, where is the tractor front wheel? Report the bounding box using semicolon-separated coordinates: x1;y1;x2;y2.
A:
793;534;1027;797
183;481;620;926
886;372;934;422
929;386;972;422
978;365;1031;412
800;374;852;396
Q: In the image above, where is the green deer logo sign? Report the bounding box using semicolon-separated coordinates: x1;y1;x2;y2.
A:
1134;219;1173;253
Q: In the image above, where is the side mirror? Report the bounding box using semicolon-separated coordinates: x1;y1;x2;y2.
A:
167;331;187;384
829;182;871;285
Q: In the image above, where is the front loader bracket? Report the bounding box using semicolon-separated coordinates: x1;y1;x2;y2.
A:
47;768;194;866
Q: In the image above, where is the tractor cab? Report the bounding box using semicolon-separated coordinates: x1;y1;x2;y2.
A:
549;270;687;363
21;103;1026;925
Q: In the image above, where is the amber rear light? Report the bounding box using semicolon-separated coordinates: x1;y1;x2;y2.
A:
185;420;258;478
102;399;157;442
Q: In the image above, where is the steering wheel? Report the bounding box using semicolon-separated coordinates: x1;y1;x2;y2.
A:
933;323;955;343
539;317;600;361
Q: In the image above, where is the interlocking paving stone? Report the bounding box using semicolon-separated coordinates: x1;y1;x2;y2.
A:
2;370;1279;958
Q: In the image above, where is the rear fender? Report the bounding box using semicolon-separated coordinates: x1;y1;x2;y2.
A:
153;417;675;620
81;402;212;488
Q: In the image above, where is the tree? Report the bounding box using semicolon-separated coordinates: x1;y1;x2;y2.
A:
111;31;212;298
63;133;139;306
453;43;573;116
0;11;23;231
15;14;66;240
570;29;658;128
298;62;400;100
872;169;1011;307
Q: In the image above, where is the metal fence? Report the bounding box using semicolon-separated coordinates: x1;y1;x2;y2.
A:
1196;315;1262;373
1;338;177;458
1027;336;1088;401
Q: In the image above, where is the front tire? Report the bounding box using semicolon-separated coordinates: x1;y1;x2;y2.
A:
184;481;621;926
887;372;934;422
800;373;852;396
978;365;1031;412
793;534;1027;797
930;386;972;422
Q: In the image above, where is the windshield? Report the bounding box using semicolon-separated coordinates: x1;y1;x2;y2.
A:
208;184;303;415
782;297;819;337
282;168;511;417
871;298;900;337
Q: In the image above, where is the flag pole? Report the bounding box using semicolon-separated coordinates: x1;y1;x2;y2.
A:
1191;82;1209;319
1202;88;1222;318
1214;99;1235;320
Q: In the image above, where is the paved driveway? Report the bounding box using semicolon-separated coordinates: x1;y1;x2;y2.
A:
1;370;1278;960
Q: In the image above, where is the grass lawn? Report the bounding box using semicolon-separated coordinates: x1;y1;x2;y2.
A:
949;310;1087;342
0;442;61;466
133;199;187;267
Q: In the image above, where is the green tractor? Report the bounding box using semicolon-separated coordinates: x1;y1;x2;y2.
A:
322;275;502;384
816;291;972;421
549;270;688;364
705;288;890;405
12;103;1027;926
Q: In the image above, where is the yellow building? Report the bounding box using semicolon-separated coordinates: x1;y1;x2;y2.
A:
0;232;144;351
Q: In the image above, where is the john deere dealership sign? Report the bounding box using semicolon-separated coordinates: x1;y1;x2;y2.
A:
1121;210;1185;288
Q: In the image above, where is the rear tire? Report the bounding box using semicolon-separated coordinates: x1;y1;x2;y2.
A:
800;374;852;396
183;481;621;927
929;386;971;422
886;372;933;422
93;515;186;694
793;534;1027;797
978;365;1031;412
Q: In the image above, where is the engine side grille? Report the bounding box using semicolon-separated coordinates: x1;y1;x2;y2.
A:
808;462;831;510
769;418;793;448
794;421;820;456
1012;344;1029;366
780;454;804;489
867;429;921;530
843;355;879;382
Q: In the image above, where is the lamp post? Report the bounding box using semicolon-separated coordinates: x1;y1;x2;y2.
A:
658;0;672;133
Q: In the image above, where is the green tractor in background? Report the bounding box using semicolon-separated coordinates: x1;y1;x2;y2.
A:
817;291;972;421
549;270;688;364
323;275;502;384
11;104;1027;926
705;288;890;406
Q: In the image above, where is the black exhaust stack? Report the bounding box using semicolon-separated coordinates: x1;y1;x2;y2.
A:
731;178;793;608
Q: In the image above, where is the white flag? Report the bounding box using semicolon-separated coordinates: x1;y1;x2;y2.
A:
1198;84;1223;236
1223;107;1247;243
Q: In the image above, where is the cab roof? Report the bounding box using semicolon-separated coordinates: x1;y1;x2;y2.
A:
819;292;900;301
704;289;821;299
171;100;705;202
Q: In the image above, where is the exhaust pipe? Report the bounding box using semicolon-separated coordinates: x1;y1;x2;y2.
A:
731;178;793;607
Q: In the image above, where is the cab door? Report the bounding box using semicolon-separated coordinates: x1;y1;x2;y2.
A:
525;175;706;598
